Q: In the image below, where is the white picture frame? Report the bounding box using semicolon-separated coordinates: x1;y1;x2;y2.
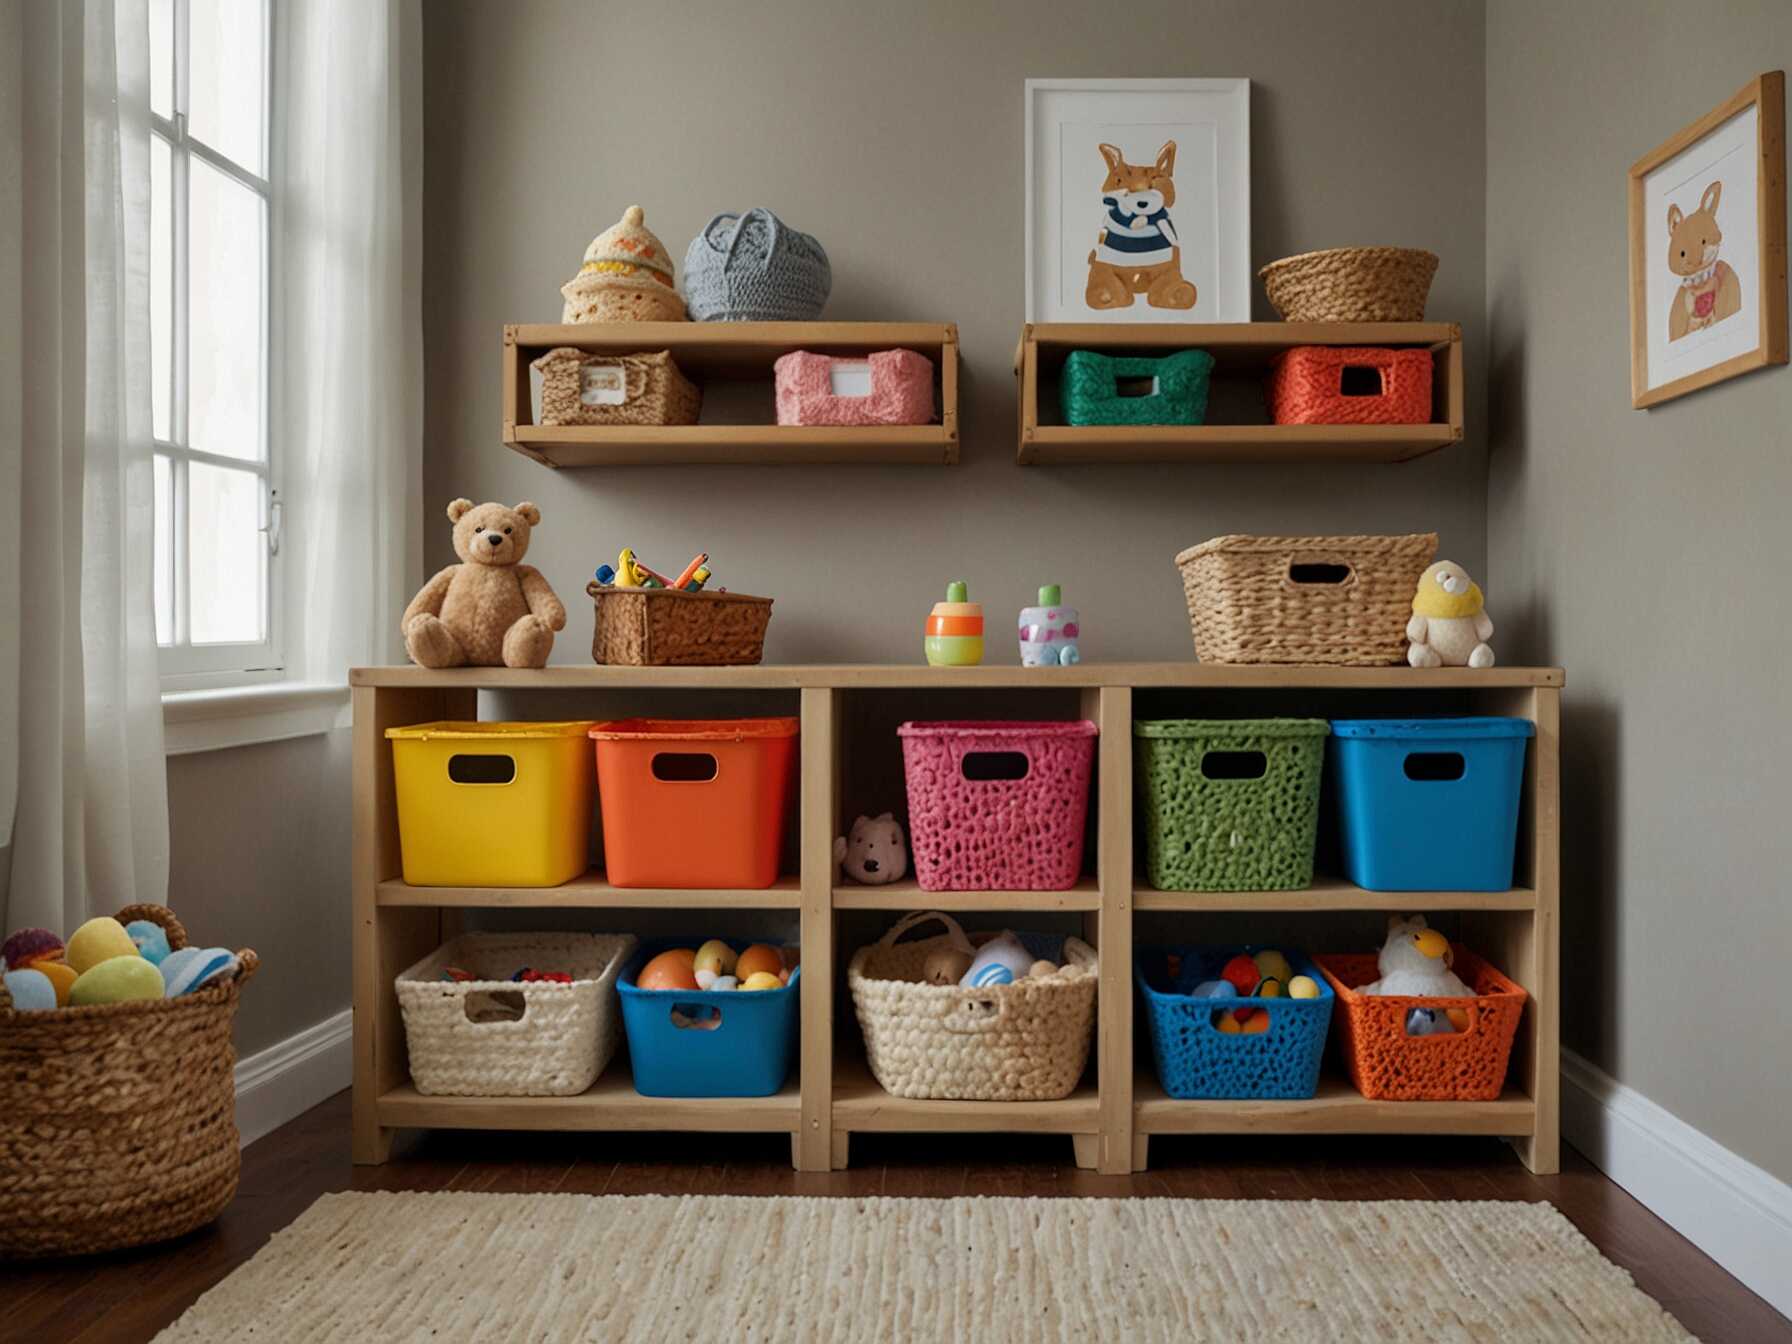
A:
1025;78;1251;324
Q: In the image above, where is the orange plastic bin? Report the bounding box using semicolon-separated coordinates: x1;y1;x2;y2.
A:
589;718;799;889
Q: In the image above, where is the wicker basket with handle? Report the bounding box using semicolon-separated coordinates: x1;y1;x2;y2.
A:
587;581;773;666
531;348;701;428
0;904;258;1259
847;911;1097;1101
1175;533;1437;666
1258;247;1439;322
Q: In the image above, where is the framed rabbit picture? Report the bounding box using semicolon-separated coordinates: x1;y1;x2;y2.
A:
1628;71;1787;408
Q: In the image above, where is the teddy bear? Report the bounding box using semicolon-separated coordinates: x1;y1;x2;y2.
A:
1407;560;1495;669
402;499;566;669
833;813;907;885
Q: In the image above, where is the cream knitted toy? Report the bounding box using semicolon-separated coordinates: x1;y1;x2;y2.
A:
560;205;687;323
1407;560;1495;669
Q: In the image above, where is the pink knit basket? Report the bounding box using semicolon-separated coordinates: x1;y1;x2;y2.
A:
773;348;934;426
897;721;1098;892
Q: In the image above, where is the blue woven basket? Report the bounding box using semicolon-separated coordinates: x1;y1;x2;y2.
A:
682;209;831;322
1136;945;1334;1100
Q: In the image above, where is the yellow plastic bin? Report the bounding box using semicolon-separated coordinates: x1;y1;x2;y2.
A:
386;722;595;887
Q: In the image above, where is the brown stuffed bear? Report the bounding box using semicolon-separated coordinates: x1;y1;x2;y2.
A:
402;499;566;669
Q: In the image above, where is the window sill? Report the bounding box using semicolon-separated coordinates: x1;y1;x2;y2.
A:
162;681;350;756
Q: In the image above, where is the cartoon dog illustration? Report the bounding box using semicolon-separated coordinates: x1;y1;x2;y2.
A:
1667;180;1742;341
1084;141;1198;311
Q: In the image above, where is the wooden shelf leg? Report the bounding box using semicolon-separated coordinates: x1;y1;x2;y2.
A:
1085;685;1135;1175
1071;1133;1100;1171
831;1131;850;1171
1132;1134;1150;1172
795;687;839;1173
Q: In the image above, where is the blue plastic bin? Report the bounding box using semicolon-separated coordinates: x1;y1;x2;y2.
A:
617;939;800;1098
1329;718;1535;891
1135;946;1334;1100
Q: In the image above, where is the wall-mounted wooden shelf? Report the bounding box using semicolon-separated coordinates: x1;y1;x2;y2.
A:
350;662;1559;1180
1014;322;1464;465
502;322;958;466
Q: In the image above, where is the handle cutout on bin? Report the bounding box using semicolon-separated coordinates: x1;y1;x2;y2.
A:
464;990;526;1024
1287;562;1353;585
448;753;517;785
1200;749;1268;780
962;751;1030;782
1403;751;1466;782
1115;375;1160;398
1338;365;1386;397
670;1003;723;1031
651;751;720;783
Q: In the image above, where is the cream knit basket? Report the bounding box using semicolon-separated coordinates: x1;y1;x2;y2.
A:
395;932;635;1097
848;912;1098;1102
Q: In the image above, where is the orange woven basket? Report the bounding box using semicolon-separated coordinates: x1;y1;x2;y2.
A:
1313;948;1526;1101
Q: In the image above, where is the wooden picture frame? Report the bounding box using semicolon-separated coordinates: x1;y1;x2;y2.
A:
1629;71;1787;408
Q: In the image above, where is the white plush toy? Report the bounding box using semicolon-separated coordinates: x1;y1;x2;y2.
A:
1360;915;1474;998
1407;560;1495;669
833;813;907;886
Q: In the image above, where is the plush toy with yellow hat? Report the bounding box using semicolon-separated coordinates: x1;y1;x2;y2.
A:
1407;560;1495;669
560;205;687;324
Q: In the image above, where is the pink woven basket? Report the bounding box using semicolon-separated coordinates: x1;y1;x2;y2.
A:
773;348;934;426
897;721;1098;891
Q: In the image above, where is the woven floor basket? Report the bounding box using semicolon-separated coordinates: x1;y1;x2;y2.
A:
1175;533;1438;666
847;912;1097;1101
0;904;257;1259
587;582;774;666
395;932;635;1097
1259;247;1440;322
532;348;701;428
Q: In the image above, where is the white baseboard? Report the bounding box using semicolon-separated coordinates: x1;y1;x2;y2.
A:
234;1008;352;1148
1561;1048;1792;1321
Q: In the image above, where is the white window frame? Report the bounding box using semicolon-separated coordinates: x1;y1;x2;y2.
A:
153;0;282;692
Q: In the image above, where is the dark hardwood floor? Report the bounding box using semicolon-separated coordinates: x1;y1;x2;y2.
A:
5;1089;1786;1343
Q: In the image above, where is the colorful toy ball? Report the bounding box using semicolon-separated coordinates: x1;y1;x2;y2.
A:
159;946;239;997
70;954;166;1005
32;958;78;1006
66;917;138;974
125;919;173;966
3;967;58;1011
1240;1008;1271;1034
1218;954;1260;994
1190;979;1232;999
1214;1011;1242;1034
1287;974;1321;1000
2;927;64;971
740;971;784;991
1253;949;1293;984
636;949;700;992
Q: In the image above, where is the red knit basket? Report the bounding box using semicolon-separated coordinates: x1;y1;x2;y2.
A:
1314;948;1526;1101
1267;346;1433;426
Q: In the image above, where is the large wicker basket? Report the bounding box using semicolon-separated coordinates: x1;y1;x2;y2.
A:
847;911;1097;1101
1175;533;1437;666
532;348;700;428
0;904;257;1259
1259;247;1439;322
587;581;773;666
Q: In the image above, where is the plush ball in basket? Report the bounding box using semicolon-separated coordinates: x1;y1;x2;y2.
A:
683;208;831;322
0;904;257;1259
560;206;688;324
1258;247;1439;322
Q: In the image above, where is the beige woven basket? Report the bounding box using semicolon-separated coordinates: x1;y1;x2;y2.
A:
1175;533;1438;666
587;582;774;666
0;904;257;1259
847;911;1098;1101
1259;247;1439;322
395;932;635;1097
532;348;701;428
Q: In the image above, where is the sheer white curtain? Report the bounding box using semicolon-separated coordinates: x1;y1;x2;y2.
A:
279;0;424;687
2;0;169;931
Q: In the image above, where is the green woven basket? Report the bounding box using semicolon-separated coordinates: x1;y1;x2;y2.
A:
1135;719;1330;891
1060;349;1213;427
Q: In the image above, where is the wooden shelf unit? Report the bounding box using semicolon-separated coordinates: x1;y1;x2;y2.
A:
502;322;959;466
1014;322;1464;465
350;662;1560;1178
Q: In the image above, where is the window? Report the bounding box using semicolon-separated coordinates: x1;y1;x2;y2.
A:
150;0;279;686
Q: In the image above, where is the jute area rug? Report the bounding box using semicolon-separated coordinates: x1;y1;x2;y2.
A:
154;1192;1694;1342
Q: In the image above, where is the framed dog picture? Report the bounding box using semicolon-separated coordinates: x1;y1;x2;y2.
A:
1628;71;1787;408
1025;78;1250;323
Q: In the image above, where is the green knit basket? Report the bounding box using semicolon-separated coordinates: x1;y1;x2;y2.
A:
1060;349;1214;427
1135;719;1330;891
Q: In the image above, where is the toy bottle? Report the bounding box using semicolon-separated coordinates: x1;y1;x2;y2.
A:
1018;584;1080;666
923;581;984;666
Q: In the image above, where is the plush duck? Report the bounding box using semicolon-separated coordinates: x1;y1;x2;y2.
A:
1359;915;1474;998
1407;560;1495;669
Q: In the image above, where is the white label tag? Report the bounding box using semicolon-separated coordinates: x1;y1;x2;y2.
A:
829;361;873;397
580;363;628;406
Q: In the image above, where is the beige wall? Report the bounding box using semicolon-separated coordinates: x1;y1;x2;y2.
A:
1486;1;1792;1181
421;0;1489;662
